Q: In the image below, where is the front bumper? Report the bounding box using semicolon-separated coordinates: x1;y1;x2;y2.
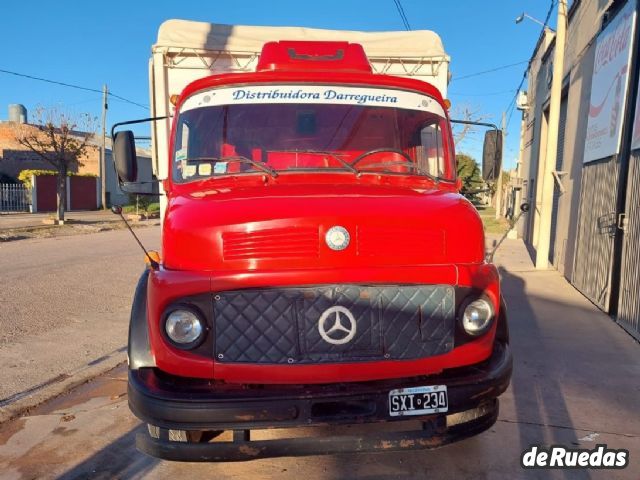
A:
129;341;511;461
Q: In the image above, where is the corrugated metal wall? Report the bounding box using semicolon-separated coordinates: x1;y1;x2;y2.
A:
617;152;640;339
550;98;569;265
571;158;620;310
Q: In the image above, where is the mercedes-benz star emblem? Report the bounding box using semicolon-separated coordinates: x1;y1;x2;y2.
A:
318;306;357;345
325;226;350;251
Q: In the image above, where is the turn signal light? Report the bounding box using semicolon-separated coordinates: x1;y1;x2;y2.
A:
145;250;161;267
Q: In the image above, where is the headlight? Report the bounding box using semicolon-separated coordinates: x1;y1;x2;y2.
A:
461;298;494;336
164;308;204;347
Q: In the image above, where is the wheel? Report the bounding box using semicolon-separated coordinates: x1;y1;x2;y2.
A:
147;424;223;443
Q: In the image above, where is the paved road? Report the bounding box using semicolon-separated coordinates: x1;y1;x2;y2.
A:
0;227;160;401
0;237;639;479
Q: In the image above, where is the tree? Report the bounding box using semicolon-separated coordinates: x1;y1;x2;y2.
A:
451;104;490;147
15;108;96;222
456;153;483;199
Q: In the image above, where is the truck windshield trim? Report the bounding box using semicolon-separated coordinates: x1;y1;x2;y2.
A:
180;85;446;117
172;86;454;183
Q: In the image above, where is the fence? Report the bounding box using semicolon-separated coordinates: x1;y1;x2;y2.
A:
0;183;31;212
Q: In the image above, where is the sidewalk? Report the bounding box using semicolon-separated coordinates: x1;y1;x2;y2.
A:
488;236;640;476
0;210;120;231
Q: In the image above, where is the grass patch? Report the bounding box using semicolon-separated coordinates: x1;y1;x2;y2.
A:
475;205;510;235
122;202;160;214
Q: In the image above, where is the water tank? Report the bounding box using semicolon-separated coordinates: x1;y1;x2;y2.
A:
8;104;27;123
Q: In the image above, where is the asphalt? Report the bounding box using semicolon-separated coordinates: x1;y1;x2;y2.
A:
0;236;638;479
0;227;160;416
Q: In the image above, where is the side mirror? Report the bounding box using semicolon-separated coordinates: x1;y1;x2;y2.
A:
113;130;138;183
482;130;503;182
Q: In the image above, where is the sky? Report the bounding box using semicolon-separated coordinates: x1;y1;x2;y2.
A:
0;0;557;170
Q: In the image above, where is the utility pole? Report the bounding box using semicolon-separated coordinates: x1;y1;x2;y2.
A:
100;84;108;209
494;111;506;219
536;0;567;269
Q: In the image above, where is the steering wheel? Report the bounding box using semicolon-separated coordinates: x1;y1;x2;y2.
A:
351;148;414;168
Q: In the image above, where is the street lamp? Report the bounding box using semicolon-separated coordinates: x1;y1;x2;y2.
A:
515;12;554;31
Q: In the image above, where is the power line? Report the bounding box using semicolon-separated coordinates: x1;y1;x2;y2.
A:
452;61;529;82
0;68;148;109
449;89;517;97
393;0;411;30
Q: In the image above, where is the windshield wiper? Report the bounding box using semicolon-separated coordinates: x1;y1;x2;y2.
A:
351;148;439;182
280;150;359;175
220;156;279;178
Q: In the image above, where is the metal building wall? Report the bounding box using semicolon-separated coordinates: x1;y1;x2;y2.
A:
617;152;640;339
556;42;596;279
519;1;613;282
548;1;603;279
520;30;556;248
571;158;620;310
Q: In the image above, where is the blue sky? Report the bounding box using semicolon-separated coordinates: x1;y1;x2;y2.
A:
1;0;556;169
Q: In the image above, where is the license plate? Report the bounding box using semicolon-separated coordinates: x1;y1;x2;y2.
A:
388;385;448;417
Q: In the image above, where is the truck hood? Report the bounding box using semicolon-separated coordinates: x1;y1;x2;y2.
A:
162;182;484;271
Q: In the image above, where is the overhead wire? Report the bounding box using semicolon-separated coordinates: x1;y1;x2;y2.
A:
0;68;148;109
452;61;529;82
393;0;411;30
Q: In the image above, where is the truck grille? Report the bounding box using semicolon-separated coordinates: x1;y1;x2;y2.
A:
213;285;455;364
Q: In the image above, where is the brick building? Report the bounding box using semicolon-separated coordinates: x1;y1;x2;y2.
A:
0;121;100;179
0;108;155;207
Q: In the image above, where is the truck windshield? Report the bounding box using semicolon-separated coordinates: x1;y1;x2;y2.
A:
172;86;453;183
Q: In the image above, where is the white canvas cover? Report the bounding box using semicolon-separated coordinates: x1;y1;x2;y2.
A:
155;20;448;59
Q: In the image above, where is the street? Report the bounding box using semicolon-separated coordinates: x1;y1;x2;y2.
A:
0;232;638;479
0;227;159;405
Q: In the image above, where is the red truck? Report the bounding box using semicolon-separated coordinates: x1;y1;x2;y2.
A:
111;22;510;462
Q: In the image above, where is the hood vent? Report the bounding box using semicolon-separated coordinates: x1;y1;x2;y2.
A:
223;227;319;261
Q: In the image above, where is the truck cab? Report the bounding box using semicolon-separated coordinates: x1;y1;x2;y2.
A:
113;34;511;462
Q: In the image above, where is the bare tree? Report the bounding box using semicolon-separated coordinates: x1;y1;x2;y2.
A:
451;105;490;147
15;108;96;223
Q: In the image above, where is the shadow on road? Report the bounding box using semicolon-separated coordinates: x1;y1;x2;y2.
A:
499;266;590;480
57;425;158;480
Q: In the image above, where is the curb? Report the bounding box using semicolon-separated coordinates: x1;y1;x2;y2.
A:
0;220;160;243
0;349;127;424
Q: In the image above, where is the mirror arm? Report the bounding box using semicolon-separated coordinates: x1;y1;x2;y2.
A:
119;182;164;196
111;116;169;139
450;119;500;131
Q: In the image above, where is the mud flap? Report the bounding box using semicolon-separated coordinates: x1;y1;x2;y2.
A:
128;270;155;370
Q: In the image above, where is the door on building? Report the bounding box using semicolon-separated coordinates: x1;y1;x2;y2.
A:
572;158;619;311
617;150;640;340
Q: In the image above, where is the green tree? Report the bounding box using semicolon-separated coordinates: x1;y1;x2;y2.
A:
456;154;483;198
